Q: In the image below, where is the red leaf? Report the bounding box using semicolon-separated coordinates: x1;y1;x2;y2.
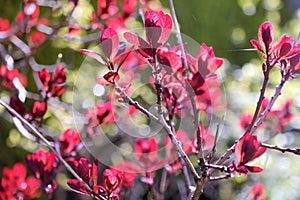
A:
79;49;108;66
124;32;155;61
102;169;121;192
31;101;47;119
250;40;264;54
101;28;119;60
67;180;88;195
74;157;92;184
235;133;266;166
53;64;66;84
103;71;120;83
246;165;263;173
158;50;184;73
0;17;11;32
97;0;118;19
258;21;274;49
144;11;172;46
271;35;294;58
59;129;81;155
93;158;98;186
29;31;45;46
124;32;150;48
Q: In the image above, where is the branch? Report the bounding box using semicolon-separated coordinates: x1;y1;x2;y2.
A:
208;75;288;177
0;99;106;200
261;143;300;155
168;0;188;74
207;117;223;163
115;86;160;122
168;1;209;195
202;163;229;173
250;79;285;134
209;173;231;181
246;65;271;133
159;105;200;182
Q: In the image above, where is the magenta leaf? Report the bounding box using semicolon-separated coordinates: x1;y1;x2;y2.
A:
101;28;120;60
67;180;88;195
79;49;108;66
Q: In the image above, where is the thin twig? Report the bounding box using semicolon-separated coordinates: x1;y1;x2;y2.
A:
207;116;223;163
209;173;231;181
246;65;271;133
250;79;285;134
261;143;300;155
159;106;200;181
169;1;208;196
115;86;160;122
0;99;106;200
168;0;188;74
159;168;168;195
178;155;193;195
202;163;229;172
116;83;200;180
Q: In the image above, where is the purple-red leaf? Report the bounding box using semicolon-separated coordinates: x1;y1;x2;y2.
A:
101;28;119;60
67;180;88;195
258;21;274;49
79;49;108;66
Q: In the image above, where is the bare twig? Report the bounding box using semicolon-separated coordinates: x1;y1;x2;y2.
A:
159;108;200;181
115;86;160;122
179;155;193;195
250;79;285;134
246;65;271;134
207;117;223;163
209;174;231;181
168;0;188;74
261;143;300;155
203;163;229;172
168;1;209;197
116;83;200;181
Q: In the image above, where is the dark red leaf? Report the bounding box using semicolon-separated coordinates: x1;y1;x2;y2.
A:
67;179;88;195
101;28;120;60
258;21;274;49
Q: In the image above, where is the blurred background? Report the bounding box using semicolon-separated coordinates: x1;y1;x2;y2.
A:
1;0;300;199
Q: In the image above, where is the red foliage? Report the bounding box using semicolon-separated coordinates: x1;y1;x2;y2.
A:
80;28;132;86
67;157;121;200
0;163;41;200
26;149;58;193
164;130;192;173
251;21;300;77
230;133;266;174
0;17;11;32
9;95;26;116
187;43;223;96
124;10;172;63
29;31;45;47
111;161;142;189
97;0;118;19
0;65;27;90
30;101;47;119
192;125;215;152
134;138;167;174
103;169;121;193
240;113;253;131
59;129;81;158
249;182;266;200
38;64;66;98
